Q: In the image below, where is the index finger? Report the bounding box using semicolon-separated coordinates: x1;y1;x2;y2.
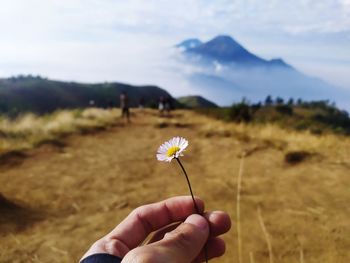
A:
107;196;204;251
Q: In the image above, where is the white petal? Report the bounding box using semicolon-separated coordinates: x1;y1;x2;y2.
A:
171;137;177;146
166;156;173;162
175;137;180;147
180;138;188;149
156;153;167;161
160;144;168;150
178;137;184;146
158;145;167;154
165;141;172;148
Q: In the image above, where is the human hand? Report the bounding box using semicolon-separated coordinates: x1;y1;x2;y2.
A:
81;196;231;263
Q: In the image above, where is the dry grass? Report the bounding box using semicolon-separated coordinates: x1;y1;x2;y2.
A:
0;108;121;155
0;109;349;263
249;251;255;263
257;206;274;263
236;157;244;263
198;114;350;163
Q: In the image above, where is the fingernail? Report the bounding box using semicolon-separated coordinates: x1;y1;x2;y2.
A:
185;214;208;231
207;210;223;220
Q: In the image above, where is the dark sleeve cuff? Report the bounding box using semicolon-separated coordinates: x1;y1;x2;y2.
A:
81;253;122;263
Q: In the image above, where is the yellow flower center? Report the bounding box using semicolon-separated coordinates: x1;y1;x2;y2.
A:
166;146;181;157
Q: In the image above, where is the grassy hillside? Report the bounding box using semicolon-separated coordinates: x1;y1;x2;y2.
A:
0;75;173;115
0;108;122;156
0;109;349;263
178;95;218;108
197;100;350;135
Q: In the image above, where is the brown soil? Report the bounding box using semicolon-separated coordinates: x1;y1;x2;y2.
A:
0;110;349;263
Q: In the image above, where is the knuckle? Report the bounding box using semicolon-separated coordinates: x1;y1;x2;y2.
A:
103;238;129;258
131;205;151;220
132;205;146;216
164;225;193;249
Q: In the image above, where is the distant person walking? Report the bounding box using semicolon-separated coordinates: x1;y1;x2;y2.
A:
138;97;145;109
120;91;130;123
158;96;165;116
164;96;172;116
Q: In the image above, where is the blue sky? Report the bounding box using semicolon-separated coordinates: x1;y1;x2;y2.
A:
0;0;349;95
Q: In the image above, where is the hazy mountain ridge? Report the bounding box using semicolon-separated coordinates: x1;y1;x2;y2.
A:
184;35;291;69
177;95;218;108
176;35;350;109
0;76;173;115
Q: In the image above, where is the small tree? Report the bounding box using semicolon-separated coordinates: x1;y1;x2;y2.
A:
265;95;273;106
276;97;284;105
229;102;252;123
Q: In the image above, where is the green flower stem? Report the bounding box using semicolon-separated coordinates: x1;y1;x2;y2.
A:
175;157;199;213
175;157;208;263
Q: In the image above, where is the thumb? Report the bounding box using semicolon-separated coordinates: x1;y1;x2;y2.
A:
122;214;209;263
156;214;209;261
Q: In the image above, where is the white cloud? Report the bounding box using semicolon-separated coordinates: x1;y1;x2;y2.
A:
1;0;349;41
0;0;349;93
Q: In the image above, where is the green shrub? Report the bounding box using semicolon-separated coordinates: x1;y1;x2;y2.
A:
228;103;252;123
294;120;309;131
275;105;293;115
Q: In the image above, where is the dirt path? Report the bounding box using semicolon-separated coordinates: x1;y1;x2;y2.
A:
0;110;349;263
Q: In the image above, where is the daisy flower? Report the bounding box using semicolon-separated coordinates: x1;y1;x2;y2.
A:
156;136;188;162
156;136;208;262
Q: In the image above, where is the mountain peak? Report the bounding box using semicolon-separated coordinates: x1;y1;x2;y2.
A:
180;35;293;68
176;38;202;50
186;35;264;65
209;35;239;44
203;35;247;54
